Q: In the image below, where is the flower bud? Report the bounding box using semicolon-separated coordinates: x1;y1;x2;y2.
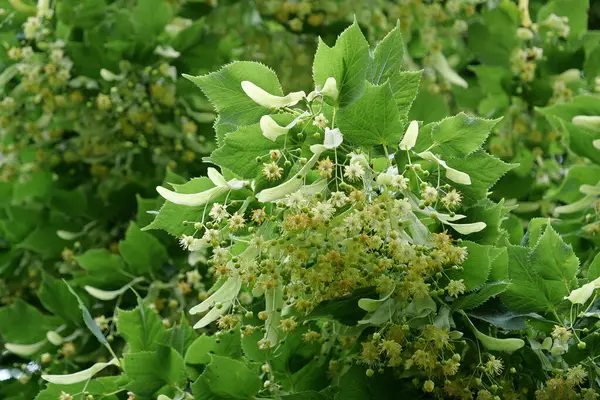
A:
423;380;435;392
516;27;534;40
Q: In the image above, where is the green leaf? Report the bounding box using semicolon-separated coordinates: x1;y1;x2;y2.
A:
467;6;519;67
489;246;509;282
563;332;600;365
55;0;107;29
507;149;533;174
406;295;437;320
470;309;532;331
584;45;600;83
502;225;579;313
119;222;168;276
336;366;372;400
73;249;130;287
388;71;422;120
464;200;511;246
336;365;416;399
525;218;551;247
502;214;525;246
50;188;88;217
191;355;261;400
280;391;332;400
368;22;403;86
185;62;283;143
117;301;167;352
240;326;268;363
409;90;450;124
587;253;600;281
530;224;579;284
447;241;491;290
210;120;287;179
451;282;511;310
163;317;196;356
470;65;510;96
502;244;558;314
38;274;84;326
17;225;70;258
123;346;188;396
286;358;330;393
185;331;242;365
313;21;370;107
0;205;41;243
429;113;500;158
136;195;164;228
12;171;53;204
261;327;323;386
132;0;173;39
336;81;404;149
0;300;60;344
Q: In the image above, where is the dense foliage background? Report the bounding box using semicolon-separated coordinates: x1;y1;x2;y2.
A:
1;0;600;399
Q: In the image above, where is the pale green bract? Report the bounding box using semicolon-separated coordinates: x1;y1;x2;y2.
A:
42;358;120;384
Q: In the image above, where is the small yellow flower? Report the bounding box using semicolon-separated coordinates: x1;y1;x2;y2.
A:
302;330;321;343
484;355;504;376
228;212;246;231
423;380;435;393
421;186;438;202
441;189;462;209
279;317;298;333
313;113;329;129
96;94;112;111
344;163;364;181
217;314;240;330
566;364;587;386
59;392;73;400
446;279;466;297
262;162;283;181
317;157;334;178
61;342;76;358
209;203;229;222
251;208;267;224
360;341;380;365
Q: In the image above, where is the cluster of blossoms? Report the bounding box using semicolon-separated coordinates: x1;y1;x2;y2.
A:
510;10;573;85
483;2;600;216
154;73;600;397
253;0;479;94
0;8;212;181
510;45;544;83
153;68;516;395
256;0;477;45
